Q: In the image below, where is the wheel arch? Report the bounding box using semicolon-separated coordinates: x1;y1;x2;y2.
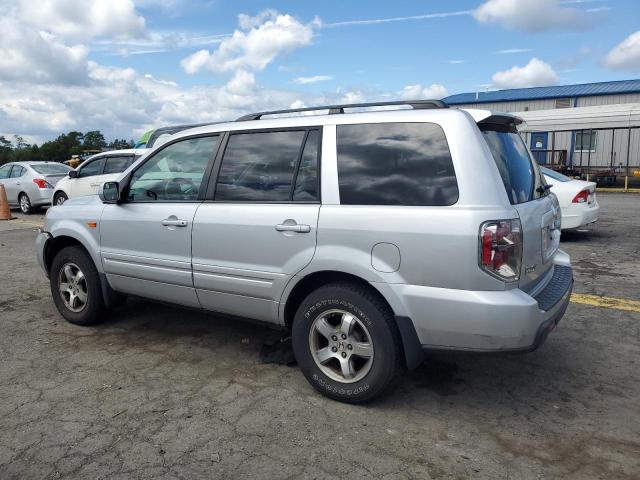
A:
281;270;424;369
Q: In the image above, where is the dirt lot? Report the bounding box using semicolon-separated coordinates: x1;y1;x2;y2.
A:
1;194;639;479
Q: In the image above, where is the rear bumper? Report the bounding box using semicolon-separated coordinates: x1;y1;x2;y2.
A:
561;202;599;230
31;188;55;207
384;256;573;352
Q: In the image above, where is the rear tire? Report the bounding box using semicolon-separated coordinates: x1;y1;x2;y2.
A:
53;192;68;206
292;282;404;403
50;246;105;326
19;193;33;214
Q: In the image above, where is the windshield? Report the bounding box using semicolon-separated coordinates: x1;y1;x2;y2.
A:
31;163;71;175
481;127;546;204
541;167;571;182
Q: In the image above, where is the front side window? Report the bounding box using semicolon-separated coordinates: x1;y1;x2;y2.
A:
337;122;458;206
215;130;309;202
9;166;25;178
104;156;134;175
482;127;545;205
78;158;104;178
127;136;219;202
0;165;12;179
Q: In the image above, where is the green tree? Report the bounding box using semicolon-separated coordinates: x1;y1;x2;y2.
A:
83;131;107;150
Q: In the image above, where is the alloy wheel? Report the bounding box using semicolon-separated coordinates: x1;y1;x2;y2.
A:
58;262;88;313
309;309;374;383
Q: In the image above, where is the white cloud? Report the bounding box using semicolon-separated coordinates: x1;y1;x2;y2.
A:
181;10;315;74
17;0;146;41
293;75;333;84
322;10;472;28
474;0;595;32
604;31;640;71
398;84;448;100
491;58;559;88
446;60;465;64
494;48;532;55
0;17;89;84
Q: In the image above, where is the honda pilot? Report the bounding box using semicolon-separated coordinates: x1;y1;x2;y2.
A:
36;100;573;403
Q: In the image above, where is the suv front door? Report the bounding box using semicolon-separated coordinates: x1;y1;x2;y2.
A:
192;128;321;322
99;135;221;307
72;156;105;197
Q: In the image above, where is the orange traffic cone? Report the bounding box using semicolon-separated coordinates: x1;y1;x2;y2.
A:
0;183;16;220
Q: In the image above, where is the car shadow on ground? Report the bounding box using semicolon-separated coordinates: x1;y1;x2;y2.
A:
92;298;583;409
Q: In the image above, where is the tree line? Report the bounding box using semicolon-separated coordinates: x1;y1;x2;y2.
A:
0;131;135;165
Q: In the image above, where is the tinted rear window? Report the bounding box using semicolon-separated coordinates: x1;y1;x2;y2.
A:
541;167;571;182
215;130;308;202
31;163;71;175
336;122;458;206
481;128;542;204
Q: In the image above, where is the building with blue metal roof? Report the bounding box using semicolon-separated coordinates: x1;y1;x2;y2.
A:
443;79;640;105
442;79;640;178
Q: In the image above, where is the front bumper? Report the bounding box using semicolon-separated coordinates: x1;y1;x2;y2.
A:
385;259;574;352
36;230;52;276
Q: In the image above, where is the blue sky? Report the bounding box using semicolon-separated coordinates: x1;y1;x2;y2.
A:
1;0;639;141
97;0;639;93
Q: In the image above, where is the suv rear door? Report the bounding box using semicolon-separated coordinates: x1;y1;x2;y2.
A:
192;128;321;322
479;122;560;292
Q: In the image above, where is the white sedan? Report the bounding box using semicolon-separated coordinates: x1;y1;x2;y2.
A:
541;167;599;230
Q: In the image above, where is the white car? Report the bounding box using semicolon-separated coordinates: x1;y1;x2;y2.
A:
541;167;599;230
53;149;146;205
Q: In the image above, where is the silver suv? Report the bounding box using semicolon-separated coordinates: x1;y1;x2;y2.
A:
36;100;573;403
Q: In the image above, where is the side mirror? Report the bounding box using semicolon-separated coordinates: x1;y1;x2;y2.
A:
68;170;78;179
99;182;121;204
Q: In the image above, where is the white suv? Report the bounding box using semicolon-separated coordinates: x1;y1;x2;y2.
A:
36;100;573;403
52;149;146;205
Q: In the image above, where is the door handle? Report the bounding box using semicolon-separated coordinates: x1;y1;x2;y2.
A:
275;223;311;233
162;218;188;227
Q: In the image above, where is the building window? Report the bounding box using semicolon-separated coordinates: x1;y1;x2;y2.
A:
555;98;572;108
575;131;597;152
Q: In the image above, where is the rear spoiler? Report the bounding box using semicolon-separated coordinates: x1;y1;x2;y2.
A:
462;109;523;129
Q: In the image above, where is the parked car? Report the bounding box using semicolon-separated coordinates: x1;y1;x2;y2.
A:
541;167;599;230
36;100;573;403
52;149;146;205
0;161;71;213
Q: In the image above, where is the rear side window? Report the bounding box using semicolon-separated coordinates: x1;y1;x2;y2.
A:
336;122;458;206
481;128;543;204
9;166;25;178
104;156;134;175
215;130;315;202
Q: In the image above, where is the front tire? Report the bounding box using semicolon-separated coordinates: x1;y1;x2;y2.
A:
50;246;105;325
292;283;404;403
53;191;68;206
19;193;33;214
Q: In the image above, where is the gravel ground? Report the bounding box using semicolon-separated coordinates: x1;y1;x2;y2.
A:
0;194;639;479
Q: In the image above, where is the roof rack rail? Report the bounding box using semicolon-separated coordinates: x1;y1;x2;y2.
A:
235;99;448;121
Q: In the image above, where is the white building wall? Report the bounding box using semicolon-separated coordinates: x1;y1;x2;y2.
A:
454;93;640;170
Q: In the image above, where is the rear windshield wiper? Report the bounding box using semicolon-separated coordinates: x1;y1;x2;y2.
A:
536;184;552;195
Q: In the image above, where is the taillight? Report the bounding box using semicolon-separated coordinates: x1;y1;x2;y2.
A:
479;219;522;281
572;190;589;203
33;178;53;189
